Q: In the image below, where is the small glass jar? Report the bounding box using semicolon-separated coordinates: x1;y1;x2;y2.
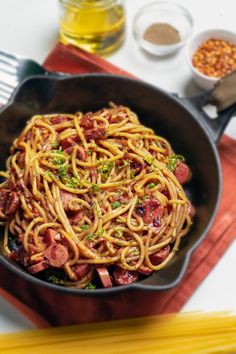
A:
58;0;125;55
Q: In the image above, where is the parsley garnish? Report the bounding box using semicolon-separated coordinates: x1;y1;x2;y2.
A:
52;140;60;149
130;171;136;179
166;154;185;171
86;233;96;240
86;283;96;290
65;176;80;189
45;170;52;178
88;150;92;155
58;165;68;179
118;159;130;169
52;147;65;165
111;201;121;209
98;161;114;179
148;183;156;189
91;184;99;193
145;156;155;165
115;228;124;238
47;275;64;285
81;224;89;230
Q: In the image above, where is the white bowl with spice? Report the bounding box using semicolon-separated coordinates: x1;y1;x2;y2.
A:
186;29;236;90
132;1;193;56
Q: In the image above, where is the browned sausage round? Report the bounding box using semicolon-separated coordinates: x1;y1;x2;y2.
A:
149;245;170;266
44;244;69;268
44;228;58;245
174;161;191;184
4;191;20;216
28;261;49;274
96;267;112;288
138;264;153;275
187;201;196;219
74;264;90;280
60;190;75;211
113;266;139;285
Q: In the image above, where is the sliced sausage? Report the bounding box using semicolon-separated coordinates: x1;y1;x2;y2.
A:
136;199;164;225
28;261;49;274
84;127;106;141
60;135;80;150
149;245;170;266
138;264;153;276
0;189;8;215
174;161;191;184
51;115;68;125
64;146;87;161
187;201;196;219
113;266;139;286
69;211;83;225
96;267;112;288
44;244;69;268
44;228;58;245
80;112;94;129
5;192;20;215
60;190;75;211
74;264;90;280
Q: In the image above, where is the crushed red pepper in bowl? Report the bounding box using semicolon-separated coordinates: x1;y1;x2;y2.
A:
192;38;236;78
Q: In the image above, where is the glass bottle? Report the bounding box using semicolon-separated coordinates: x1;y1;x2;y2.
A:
58;0;125;55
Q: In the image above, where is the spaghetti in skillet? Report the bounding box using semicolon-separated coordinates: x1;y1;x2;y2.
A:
0;105;194;289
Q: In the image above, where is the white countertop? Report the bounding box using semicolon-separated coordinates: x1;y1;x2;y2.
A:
0;0;236;333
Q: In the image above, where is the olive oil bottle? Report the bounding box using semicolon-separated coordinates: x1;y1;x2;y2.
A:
58;0;125;55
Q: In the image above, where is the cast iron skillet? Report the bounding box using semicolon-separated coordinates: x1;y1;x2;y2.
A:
0;74;235;295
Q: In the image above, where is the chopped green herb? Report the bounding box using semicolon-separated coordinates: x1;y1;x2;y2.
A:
148;182;156;189
143;195;150;200
53;157;65;165
81;224;89;230
111;201;121;209
145;156;155;165
65;177;80;189
98;228;104;236
52;147;63;154
91;184;99;193
52;148;65;165
136;199;142;206
86;283;96;290
58;165;68;179
130;171;136;179
118;159;130;169
86;233;96;240
52;140;60;149
115;228;124;238
98;161;115;179
166;154;185;172
45;170;53;178
88;150;92;155
47;275;64;285
45;269;66;285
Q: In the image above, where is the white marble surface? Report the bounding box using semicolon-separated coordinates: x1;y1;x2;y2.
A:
0;0;236;333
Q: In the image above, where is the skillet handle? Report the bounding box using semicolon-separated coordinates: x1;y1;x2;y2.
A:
179;71;236;144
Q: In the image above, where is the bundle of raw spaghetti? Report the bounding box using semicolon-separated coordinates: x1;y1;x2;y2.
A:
0;105;194;289
0;312;236;354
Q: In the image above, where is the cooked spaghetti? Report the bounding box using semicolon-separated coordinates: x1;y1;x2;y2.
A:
0;105;194;289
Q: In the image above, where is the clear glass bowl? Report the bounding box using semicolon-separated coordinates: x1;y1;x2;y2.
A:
132;1;193;56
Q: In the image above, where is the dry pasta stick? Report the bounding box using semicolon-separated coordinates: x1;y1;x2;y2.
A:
1;312;236;354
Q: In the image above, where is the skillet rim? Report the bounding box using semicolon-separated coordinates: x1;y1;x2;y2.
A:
0;73;222;295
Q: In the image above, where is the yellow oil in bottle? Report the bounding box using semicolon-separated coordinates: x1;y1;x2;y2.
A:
59;0;125;55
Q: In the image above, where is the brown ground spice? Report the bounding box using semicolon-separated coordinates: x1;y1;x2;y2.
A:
143;23;181;45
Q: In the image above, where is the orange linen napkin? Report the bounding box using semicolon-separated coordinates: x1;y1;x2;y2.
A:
0;43;235;327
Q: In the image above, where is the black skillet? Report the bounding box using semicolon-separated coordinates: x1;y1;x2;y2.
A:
0;73;235;295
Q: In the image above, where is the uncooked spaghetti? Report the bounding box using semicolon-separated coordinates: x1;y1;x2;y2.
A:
0;105;194;289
